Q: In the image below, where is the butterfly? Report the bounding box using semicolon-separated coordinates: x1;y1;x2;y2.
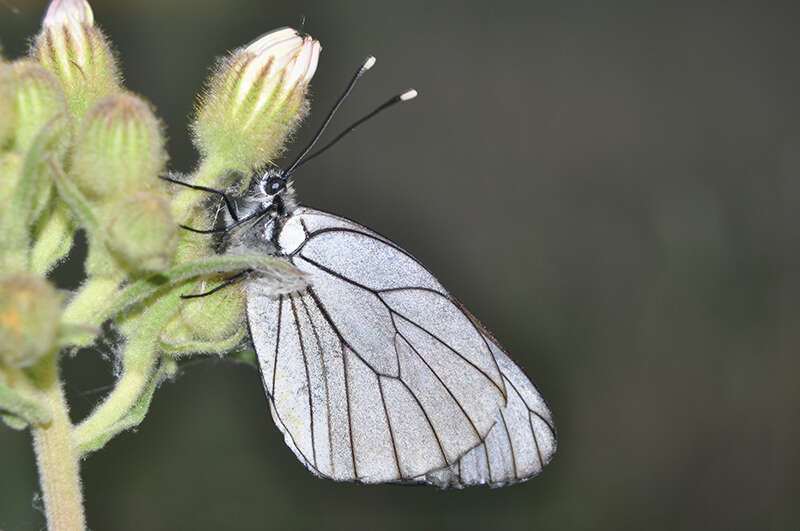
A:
169;56;556;488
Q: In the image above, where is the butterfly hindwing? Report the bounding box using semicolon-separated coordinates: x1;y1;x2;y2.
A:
423;336;557;487
246;207;554;485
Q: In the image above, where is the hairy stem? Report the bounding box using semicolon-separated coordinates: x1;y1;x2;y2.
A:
170;155;231;224
71;343;154;451
73;290;180;452
30;354;86;531
0;365;52;426
62;277;120;325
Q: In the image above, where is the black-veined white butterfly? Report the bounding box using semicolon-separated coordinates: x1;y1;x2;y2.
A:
169;55;556;488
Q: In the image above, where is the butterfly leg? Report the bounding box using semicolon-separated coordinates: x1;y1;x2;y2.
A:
177;208;269;234
160;176;240;221
181;269;252;299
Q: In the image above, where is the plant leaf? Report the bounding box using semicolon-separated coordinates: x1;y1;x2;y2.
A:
31;199;76;276
101;253;304;323
76;361;165;454
1;413;29;430
0;379;51;428
0;114;66;268
160;327;246;357
48;157;103;240
57;322;101;348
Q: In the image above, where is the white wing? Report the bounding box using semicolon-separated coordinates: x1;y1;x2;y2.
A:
422;334;557;487
246;207;554;485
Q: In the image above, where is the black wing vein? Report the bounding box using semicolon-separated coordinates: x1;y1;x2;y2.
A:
289;296;317;468
529;411;545;470
271;295;282;396
298;254;504;396
267;296;325;478
306;284;485;481
498;408;518;480
340;336;359;480
248;207;555;487
395;329;483;441
297;295;336;476
377;378;403;478
395;378;450;467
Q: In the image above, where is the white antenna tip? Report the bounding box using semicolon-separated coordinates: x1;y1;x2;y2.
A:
400;89;418;101
363;56;377;70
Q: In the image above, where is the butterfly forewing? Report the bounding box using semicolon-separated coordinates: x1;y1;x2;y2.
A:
246;207;555;486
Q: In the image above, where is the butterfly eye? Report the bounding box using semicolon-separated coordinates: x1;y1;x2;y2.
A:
264;176;286;195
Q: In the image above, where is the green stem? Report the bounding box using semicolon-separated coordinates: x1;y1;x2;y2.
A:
72;290;180;452
160;326;246;356
71;349;152;451
30;354;86;531
0;366;52;426
171;155;231;224
62;277;120;325
101;253;298;322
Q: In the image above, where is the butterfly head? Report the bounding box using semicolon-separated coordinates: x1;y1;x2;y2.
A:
258;168;285;196
256;168;296;216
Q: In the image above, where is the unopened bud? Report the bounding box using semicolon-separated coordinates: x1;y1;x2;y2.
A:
11;61;69;156
106;191;177;271
7;61;69;223
0;274;62;368
31;0;120;118
71;92;166;200
160;275;246;350
192;27;320;170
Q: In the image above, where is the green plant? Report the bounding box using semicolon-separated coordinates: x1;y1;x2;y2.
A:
0;1;318;529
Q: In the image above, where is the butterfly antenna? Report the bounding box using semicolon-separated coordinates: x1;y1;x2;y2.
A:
283;56;376;177
296;89;417;169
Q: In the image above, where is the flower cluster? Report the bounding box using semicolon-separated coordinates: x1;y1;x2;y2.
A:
0;1;319;528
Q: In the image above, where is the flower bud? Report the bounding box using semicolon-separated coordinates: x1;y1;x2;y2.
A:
192;27;320;171
106;191;177;271
0;62;15;148
160;275;246;351
11;61;69;157
31;0;120;118
7;62;69;224
0;274;62;368
71;92;166;200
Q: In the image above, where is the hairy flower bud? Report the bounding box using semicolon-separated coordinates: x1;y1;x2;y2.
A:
106;191;177;271
31;0;120;118
11;61;69;156
160;275;246;351
192;27;320;171
0;274;62;368
6;62;69;226
71;92;167;200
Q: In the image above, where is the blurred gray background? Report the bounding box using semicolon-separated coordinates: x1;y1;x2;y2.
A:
1;1;798;529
